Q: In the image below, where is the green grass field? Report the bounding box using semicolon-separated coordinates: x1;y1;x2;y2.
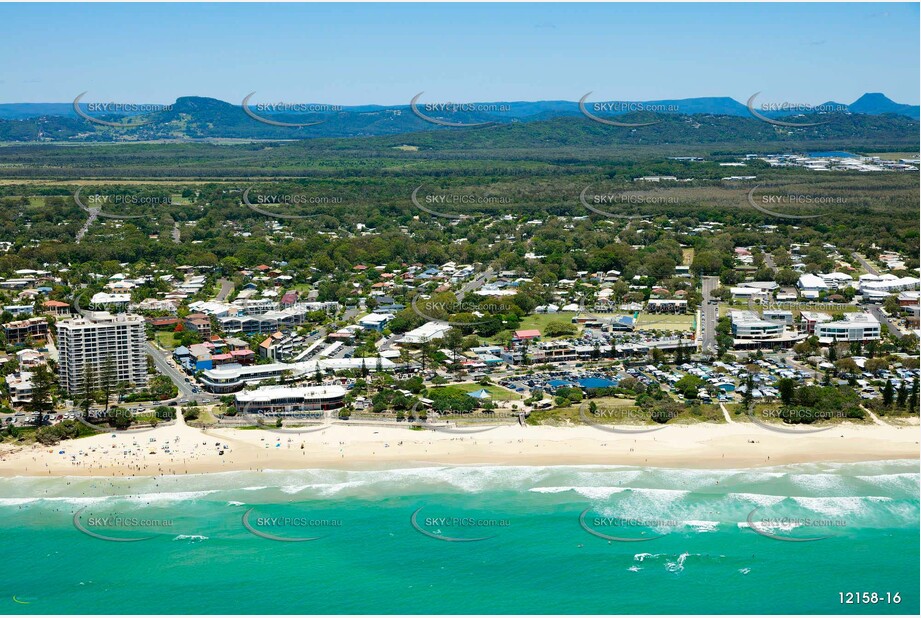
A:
430;382;523;401
154;331;179;349
516;312;581;334
634;312;695;331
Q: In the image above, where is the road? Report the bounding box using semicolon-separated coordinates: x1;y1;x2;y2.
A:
762;252;777;273
146;341;211;403
852;252;879;276
456;267;494;302
75;209;99;244
867;304;908;340
214;278;235;301
700;275;721;353
171;222;181;243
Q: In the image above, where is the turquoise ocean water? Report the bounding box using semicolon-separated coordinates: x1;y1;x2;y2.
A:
2;460;918;614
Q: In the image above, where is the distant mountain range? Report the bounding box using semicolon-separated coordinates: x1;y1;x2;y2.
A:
0;92;916;142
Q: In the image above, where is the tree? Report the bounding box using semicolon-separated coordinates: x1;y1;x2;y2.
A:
741;373;754;408
896;382;908;408
25;365;55;426
864;357;889;374
834;358;859;376
882;295;901;316
99;354;117;413
882;379;894;407
76;359;97;416
909;377;919;413
778;378;796;406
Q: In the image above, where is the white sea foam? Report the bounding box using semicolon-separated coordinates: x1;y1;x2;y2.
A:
528;486;628;500
684;520;719;533
173;534;208;542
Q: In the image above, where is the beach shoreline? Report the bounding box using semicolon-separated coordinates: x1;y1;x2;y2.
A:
0;418;918;477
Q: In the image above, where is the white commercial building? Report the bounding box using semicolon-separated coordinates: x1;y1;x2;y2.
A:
234;385;347;414
859;275;920;295
56;312;148;395
401;321;453;344
815;313;881;342
201;357;395;393
730;310;784;339
797;274;828;299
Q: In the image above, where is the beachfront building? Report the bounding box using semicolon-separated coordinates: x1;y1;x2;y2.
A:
5;371;35;407
2;316;49;345
200;357;395;393
234;385;347;415
815;313;881;343
56;312;148;395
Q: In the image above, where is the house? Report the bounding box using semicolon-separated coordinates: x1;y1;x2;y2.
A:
514;329;541;341
358;313;394;331
42;300;71;317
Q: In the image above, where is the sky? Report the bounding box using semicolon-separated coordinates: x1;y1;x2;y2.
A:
0;2;918;106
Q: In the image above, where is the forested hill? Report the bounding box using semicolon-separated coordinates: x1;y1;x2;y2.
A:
0;93;918;144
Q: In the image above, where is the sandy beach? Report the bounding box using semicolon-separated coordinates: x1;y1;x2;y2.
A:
0;415;918;477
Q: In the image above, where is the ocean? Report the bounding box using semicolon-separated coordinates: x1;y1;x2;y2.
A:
2;461;918;615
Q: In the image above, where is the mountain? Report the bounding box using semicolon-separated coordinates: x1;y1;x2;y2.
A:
848;93;920;118
0;93;917;142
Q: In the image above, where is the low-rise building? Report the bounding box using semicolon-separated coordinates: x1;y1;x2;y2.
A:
3;317;49;345
815;313;881;342
730;310;784;339
234;385;348;415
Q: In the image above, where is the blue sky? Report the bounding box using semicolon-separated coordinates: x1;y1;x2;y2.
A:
0;2;917;105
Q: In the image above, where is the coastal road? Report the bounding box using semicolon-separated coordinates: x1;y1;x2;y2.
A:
146;341;212;403
701;276;720;353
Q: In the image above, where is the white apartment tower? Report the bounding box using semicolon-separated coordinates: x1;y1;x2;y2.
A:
56;312;148;394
